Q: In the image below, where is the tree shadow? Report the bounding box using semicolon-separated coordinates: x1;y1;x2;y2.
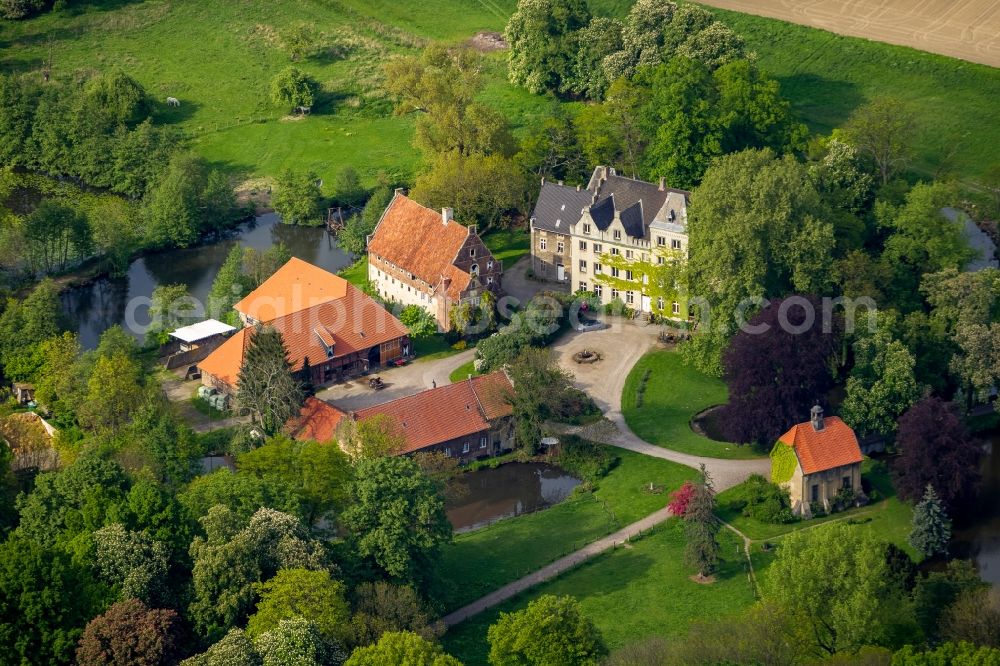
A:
776;73;865;132
148;97;201;125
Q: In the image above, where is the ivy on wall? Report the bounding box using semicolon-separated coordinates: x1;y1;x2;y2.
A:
770;441;798;485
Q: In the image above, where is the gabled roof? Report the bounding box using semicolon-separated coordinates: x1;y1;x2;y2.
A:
368;193;471;290
777;416;863;475
234;257;349;322
287;397;346;442
200;282;408;387
354;372;514;455
531;181;593;234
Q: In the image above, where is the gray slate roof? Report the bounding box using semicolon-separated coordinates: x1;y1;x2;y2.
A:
530;181;593;234
532;168;689;239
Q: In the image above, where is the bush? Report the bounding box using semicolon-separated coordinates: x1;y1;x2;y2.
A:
668;481;696;516
554;436;618;483
741;474;796;524
552;387;601;425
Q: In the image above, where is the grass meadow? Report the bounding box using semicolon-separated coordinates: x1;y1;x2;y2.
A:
2;0;997;194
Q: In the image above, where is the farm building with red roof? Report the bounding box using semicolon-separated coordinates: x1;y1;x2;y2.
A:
367;191;503;331
770;405;866;518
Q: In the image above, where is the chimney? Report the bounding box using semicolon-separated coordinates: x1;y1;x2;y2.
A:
576;184;581;191
442;207;453;225
557;180;563;186
658;177;665;191
541;176;546;185
810;404;824;431
394;187;406;195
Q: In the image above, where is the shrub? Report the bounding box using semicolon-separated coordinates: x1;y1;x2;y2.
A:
741;474;796;524
668;481;696;516
554;436;618;483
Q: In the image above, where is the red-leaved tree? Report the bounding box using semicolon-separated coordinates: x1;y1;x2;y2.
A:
891;397;982;511
668;481;696;517
76;599;182;666
719;296;841;446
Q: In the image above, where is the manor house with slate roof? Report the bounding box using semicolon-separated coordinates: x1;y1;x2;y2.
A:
530;166;689;315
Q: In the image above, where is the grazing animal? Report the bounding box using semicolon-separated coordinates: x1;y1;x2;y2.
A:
166;96;180;107
294;105;311;115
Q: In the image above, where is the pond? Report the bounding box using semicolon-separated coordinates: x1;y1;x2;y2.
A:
953;431;1000;586
446;462;581;533
60;213;353;349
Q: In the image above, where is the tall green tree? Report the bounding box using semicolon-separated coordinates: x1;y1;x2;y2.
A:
77;352;145;434
487;594;606;666
269;67;318;112
338;185;393;257
505;0;591;95
683;466;720;577
841;97;917;186
246;568;351;644
145;153;235;247
767;523;898;654
346;631;461;666
840;324;920;437
909;485;951;559
271;169;324;226
236;326;304;435
343;456;451;584
685;149;834;374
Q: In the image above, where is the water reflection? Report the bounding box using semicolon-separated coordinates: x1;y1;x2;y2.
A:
446;462;581;533
61;214;353;348
954;432;1000;586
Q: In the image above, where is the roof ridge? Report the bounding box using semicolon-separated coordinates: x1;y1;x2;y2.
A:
469;375;488;421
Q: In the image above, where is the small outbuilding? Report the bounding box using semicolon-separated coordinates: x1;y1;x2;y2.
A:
770;405;865;518
170;319;237;352
11;382;34;405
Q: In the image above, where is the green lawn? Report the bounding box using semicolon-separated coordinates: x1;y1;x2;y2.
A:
434;448;695;612
448;359;478;383
336;258;369;288
716;459;916;556
622;351;764;459
441;520;756;665
482;228;531;267
412;336;467;362
704;4;1000;183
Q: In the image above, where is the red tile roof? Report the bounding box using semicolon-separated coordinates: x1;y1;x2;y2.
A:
235;257;349;322
368;193;471;294
777;416;863;475
287;397;346;442
200;265;409;388
354;371;514;455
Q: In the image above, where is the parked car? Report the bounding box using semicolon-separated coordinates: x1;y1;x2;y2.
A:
573;317;609;332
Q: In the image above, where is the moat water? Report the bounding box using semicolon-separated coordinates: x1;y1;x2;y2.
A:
60;213;353;349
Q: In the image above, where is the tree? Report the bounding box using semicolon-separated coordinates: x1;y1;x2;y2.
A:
246;568;351;644
841;97;918;185
399;305;438;339
339;413;406;461
338;185;393;257
237;436;352;528
333;166;366;207
346;631;461;666
505;0;591;95
909;485;951;559
683;466;720;578
255;616;346;666
349;581;443;647
76;599;182;666
144;153;235;248
0;278;63;380
840;326;920;437
411;152;528;231
912;560;985;642
0;536;106;666
505;347;578;452
92;523;170;605
269;67;317;111
940;588;1000;648
209;244;250;325
567;17;623;100
714;59;807;156
237;325;304;435
343;456;451;583
951;322;1000;411
893;642;1000;665
384;45;514;157
685;149;833;374
181;628;262;666
891;397;982;511
148;283;198;344
279;22;324;61
767;523;896;654
77;352;145;434
32;331;84;424
188;507;326;640
25;199;92;273
676;21;746;70
487;594;606;666
271;169;324;226
179;468;302;524
719;296;840;446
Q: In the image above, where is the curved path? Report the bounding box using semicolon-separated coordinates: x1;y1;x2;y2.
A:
441;318;769;627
